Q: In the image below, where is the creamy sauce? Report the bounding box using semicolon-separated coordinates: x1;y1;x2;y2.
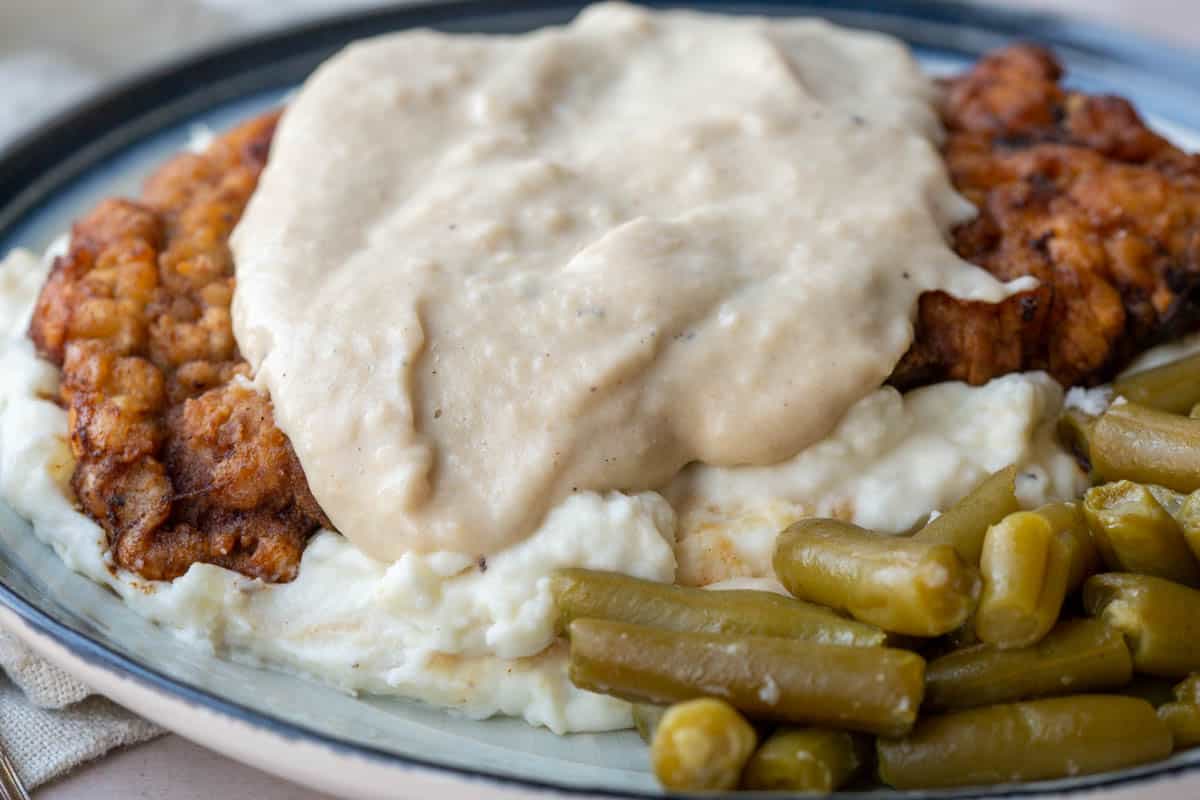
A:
232;3;1021;561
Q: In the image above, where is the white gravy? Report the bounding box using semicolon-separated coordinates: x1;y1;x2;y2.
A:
231;3;1019;561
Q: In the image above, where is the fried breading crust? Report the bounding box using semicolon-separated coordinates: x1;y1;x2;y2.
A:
30;112;330;582
893;45;1200;389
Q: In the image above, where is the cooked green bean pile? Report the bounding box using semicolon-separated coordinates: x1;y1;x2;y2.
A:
554;352;1200;792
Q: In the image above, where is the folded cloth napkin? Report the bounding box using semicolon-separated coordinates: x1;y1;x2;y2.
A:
0;630;162;788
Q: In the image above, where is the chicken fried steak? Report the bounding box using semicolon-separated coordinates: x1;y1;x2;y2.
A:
895;45;1200;389
26;46;1200;583
29;112;330;582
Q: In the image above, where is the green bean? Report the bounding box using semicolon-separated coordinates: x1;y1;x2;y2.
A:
1083;402;1200;493
1147;484;1187;516
1173;673;1200;704
1158;673;1200;750
632;704;665;744
877;695;1172;789
1036;502;1100;591
913;466;1020;565
1113;352;1200;414
548;568;885;647
1083;573;1200;677
1145;486;1200;565
976;512;1069;648
741;728;870;792
649;698;757;791
976;512;1051;642
1159;702;1200;750
1174;491;1200;563
567;619;925;737
773;519;978;637
924;618;1132;711
1083;482;1200;585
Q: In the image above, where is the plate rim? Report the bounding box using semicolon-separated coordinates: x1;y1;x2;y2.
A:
3;2;1200;797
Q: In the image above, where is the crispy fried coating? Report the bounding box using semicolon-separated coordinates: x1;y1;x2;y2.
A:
30;112;329;582
894;45;1200;389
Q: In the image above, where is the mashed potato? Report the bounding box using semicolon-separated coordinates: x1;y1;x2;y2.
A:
0;244;1086;732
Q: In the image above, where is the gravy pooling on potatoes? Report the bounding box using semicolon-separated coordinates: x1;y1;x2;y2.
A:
231;3;1020;560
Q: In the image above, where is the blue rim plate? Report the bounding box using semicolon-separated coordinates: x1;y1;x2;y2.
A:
2;3;1200;798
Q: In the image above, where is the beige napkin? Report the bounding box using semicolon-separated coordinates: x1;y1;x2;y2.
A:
0;630;162;788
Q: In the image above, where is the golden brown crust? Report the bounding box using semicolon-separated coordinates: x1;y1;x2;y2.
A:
893;44;1200;389
30;111;329;582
